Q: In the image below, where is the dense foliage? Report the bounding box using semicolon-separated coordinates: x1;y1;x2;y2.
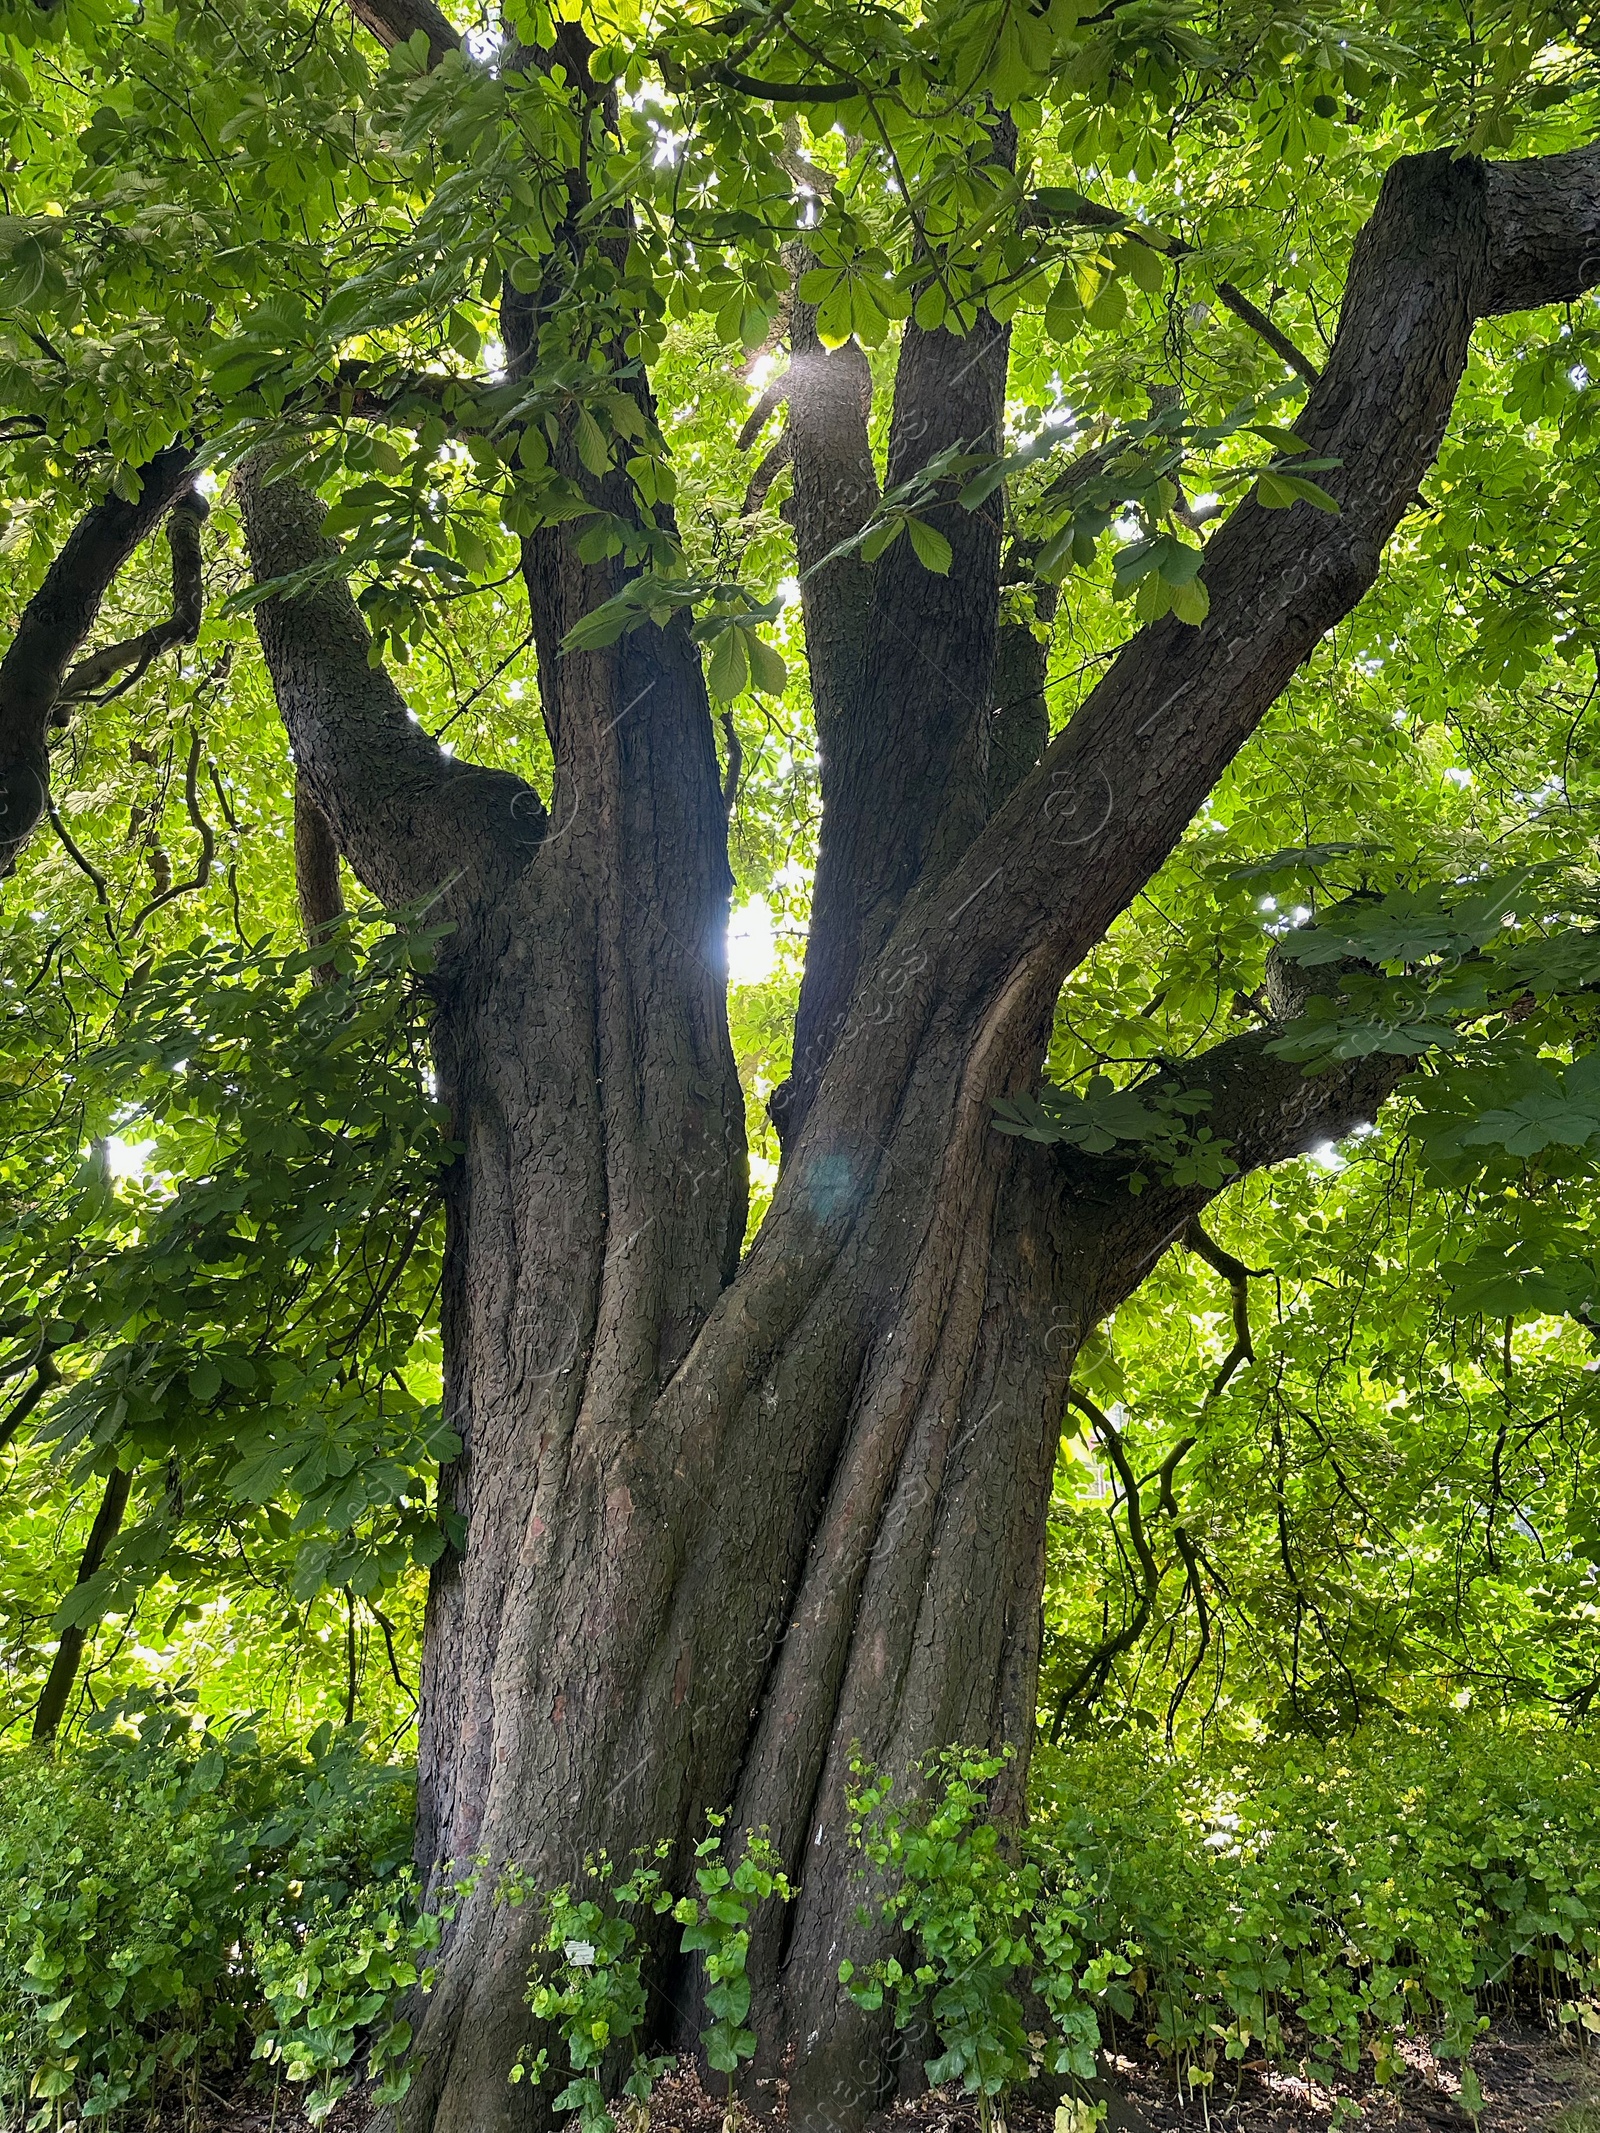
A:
8;0;1600;2118
6;1711;1599;2129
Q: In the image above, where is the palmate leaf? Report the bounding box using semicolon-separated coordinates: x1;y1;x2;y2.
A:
1277;871;1545;967
1221;841;1384;885
1440;1241;1593;1319
1460;1086;1600;1156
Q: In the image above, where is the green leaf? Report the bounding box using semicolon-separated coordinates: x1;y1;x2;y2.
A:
905;518;953;574
707;627;751;702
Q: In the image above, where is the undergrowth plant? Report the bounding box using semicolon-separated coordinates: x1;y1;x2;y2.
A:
0;1693;412;2130
843;1720;1600;2126
506;1815;793;2133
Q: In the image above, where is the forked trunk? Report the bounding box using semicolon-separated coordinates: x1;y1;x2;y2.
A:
221;144;1600;2133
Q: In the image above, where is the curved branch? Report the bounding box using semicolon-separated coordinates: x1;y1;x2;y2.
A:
55;489;208;716
1183;1216;1271;1401
235;455;543;916
0;444;197;875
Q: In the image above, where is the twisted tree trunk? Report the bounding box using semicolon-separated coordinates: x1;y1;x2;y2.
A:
228;141;1600;2133
3;41;1590;2117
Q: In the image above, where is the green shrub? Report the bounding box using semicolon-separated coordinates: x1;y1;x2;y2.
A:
0;1694;414;2128
505;1815;794;2133
844;1719;1600;2124
251;1872;450;2126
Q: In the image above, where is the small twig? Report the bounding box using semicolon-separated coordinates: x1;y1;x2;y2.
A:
47;799;111;910
1184;1217;1270;1400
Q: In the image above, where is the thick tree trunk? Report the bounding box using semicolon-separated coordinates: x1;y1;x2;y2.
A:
218;132;1600;2133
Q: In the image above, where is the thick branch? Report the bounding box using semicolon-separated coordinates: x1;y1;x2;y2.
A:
1482;142;1600;311
1056;1026;1415;1335
346;0;460;65
988;581;1058;813
782;266;878;737
236;455;542;915
0;445;197;875
794;147;1593;1191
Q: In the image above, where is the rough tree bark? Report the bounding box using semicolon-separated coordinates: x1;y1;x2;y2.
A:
249;135;1596;2133
6;21;1599;2121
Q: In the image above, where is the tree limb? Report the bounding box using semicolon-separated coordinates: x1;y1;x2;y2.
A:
0;445;197;875
741;432;791;519
778;249;1010;1143
1183;1216;1271;1400
737;371;790;451
294;768;347;983
1047;1387;1176;1733
798;146;1600;1188
235;454;543;916
345;0;460;65
54;488;208;717
1024;187;1323;387
32;1465;131;1744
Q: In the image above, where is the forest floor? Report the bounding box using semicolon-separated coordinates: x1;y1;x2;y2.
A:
160;2018;1600;2133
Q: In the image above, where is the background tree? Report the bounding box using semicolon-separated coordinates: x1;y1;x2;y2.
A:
7;2;1600;2129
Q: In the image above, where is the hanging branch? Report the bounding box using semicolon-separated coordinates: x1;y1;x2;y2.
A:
1023;188;1323;388
127;730;215;936
47;798;111;910
1049;1389;1212;1741
1184;1216;1271;1400
1048;1387;1166;1737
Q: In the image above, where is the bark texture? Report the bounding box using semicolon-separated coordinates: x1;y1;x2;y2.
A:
1;63;1580;2129
241;142;1595;2133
